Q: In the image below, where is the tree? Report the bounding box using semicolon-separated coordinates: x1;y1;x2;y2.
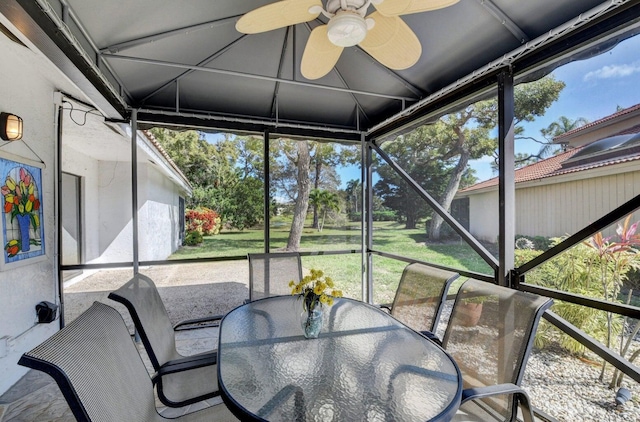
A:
344;179;361;217
270;138;356;249
541;115;589;140
490;114;589;173
284;140;312;251
375;128;468;229
309;189;340;231
150;128;266;231
309;143;341;229
425;75;566;239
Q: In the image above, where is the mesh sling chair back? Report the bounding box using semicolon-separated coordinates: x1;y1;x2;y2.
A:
389;263;459;334
108;273;222;407
442;279;553;422
248;252;303;301
18;302;237;422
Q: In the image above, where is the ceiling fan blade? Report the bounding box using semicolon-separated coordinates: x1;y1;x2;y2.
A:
236;0;322;34
373;0;459;16
358;12;421;70
301;25;344;80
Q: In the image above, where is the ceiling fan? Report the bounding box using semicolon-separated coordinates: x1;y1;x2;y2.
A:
236;0;459;80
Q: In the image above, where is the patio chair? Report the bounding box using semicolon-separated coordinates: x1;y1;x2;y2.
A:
108;273;222;407
385;263;459;337
18;302;238;422
248;252;303;301
442;279;553;422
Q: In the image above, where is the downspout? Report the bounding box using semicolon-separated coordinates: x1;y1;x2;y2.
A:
55;94;64;328
131;109;139;274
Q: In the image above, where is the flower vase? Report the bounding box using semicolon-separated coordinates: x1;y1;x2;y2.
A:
16;214;31;252
300;307;323;339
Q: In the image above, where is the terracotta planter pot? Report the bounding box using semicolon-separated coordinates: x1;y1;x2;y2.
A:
458;302;483;327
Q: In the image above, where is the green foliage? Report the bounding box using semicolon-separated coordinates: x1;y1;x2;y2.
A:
150;128;268;231
309;188;340;231
517;218;640;364
515;235;553;251
348;210;397;222
223;177;265;230
183;230;203;246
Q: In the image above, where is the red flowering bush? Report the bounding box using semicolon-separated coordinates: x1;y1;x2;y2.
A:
185;207;221;236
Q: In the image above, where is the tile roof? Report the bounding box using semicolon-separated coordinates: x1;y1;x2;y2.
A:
459;143;640;193
461;102;640;194
554;103;640;141
459;149;580;192
143;130;192;189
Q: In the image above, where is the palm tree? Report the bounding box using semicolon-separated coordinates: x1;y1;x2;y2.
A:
310;189;340;232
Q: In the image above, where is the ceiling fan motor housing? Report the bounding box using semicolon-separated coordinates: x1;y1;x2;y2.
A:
327;11;368;47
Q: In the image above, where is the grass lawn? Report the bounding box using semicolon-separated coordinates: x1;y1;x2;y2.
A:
170;220;495;304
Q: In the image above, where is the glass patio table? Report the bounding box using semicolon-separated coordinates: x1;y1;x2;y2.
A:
217;296;462;421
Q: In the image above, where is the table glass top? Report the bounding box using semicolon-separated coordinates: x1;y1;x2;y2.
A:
218;296;461;421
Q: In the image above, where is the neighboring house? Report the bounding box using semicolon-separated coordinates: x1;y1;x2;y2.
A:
0;23;190;392
61;107;192;267
454;104;640;243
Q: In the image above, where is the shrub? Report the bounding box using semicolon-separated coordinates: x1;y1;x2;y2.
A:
514;234;553;251
185;207;221;235
347;211;397;222
183;230;203;246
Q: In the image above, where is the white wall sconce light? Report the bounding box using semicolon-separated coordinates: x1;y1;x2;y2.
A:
0;112;23;141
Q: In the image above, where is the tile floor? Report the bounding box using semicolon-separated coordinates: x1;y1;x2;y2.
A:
0;324;221;421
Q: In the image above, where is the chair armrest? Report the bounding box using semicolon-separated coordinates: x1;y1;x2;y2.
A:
173;314;223;330
155;353;217;378
461;383;534;422
419;330;442;346
379;303;392;313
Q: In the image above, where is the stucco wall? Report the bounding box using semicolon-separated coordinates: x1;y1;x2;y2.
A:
61;147;102;262
137;161;182;261
0;33;60;393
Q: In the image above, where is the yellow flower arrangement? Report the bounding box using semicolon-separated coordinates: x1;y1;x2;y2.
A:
289;269;343;312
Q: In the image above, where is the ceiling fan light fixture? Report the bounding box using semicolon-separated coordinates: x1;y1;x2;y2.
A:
327;11;367;47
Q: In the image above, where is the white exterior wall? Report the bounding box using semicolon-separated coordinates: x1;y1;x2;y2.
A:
515;168;640;239
466;190;499;242
61;147;101;262
0;32;62;393
95;159;134;263
137;162;182;261
464;164;640;242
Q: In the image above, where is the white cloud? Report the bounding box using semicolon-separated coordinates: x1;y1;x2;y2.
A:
583;62;640;81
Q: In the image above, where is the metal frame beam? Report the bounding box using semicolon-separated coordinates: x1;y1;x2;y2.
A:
102;53;417;103
497;68;515;286
544;311;640;384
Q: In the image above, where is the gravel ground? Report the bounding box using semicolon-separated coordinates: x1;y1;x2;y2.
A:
63;262;640;422
524;345;640;422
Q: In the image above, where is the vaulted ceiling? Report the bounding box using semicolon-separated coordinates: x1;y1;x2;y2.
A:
4;0;640;140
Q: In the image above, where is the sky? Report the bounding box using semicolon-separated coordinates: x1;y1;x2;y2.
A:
468;33;640;182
